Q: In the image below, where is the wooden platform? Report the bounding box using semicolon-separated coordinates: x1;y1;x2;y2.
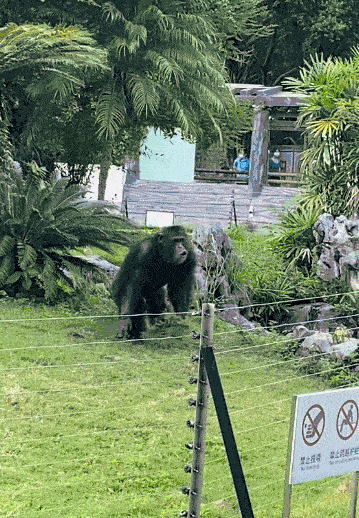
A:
121;179;300;230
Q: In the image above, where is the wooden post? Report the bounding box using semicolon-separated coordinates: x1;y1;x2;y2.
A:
350;472;359;518
282;397;298;518
187;303;213;518
232;199;237;226
249;105;270;198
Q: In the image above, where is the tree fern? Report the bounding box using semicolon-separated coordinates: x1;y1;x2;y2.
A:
95;1;233;146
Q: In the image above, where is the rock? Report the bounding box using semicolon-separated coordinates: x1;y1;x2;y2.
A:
331;338;359;361
217;302;268;334
301;332;333;354
313;303;357;333
290;305;312;326
193;226;262;331
301;332;359;361
291;325;315;340
314;213;359;289
288;303;356;335
72;254;119;278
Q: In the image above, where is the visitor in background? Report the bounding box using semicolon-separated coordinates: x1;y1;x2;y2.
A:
233;152;250;182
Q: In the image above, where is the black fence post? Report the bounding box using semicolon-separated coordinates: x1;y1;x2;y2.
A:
201;339;255;518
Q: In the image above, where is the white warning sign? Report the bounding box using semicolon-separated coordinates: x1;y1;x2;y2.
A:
289;387;359;484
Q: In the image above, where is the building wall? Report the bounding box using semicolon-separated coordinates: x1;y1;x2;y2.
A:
139;128;195;182
55;164;125;203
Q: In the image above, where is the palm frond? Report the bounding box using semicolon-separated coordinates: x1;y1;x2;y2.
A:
136;5;173;31
95;80;126;139
129;74;160;116
102;2;126;24
144;50;183;83
18;243;38;271
0;235;16;257
0;23;107;79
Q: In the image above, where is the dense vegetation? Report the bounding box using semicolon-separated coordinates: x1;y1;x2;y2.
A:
2;0;359;191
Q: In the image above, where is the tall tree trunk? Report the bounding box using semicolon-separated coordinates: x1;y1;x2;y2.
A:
98;141;113;200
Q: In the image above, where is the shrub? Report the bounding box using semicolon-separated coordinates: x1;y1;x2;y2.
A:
229;225;322;326
269;197;323;273
0;167;134;302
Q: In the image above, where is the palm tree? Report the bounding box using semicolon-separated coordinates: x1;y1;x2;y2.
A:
284;50;359;216
0;23;107;97
94;1;235;199
0;23;108;167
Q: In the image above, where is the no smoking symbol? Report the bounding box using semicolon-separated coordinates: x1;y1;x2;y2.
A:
336;400;358;440
302;404;325;446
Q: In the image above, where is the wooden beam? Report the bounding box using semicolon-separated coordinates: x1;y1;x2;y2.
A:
249;106;270;197
269;120;304;131
257;93;305;106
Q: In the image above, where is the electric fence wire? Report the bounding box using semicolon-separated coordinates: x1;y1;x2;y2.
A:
2;298;359;515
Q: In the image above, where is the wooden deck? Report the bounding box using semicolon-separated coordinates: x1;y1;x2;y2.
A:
121;179;300;230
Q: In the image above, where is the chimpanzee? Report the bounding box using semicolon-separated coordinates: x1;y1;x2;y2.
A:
111;225;196;339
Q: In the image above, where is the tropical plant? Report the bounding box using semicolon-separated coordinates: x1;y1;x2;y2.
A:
0;22;108;174
284;50;359;217
0;167;133;302
270;197;323;272
92;0;235;199
0;23;107;99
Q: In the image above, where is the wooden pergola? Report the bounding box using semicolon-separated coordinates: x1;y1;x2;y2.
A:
228;84;306;197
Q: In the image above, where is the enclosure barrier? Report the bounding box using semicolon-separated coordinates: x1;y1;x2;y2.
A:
183;303;254;518
4;300;359;516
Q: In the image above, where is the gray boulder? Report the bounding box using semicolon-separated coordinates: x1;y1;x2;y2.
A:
291;325;316;340
301;332;333;354
331;338;359;361
314;213;359;290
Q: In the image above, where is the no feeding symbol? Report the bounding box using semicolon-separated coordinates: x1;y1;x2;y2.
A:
336;399;358;441
302;404;325;446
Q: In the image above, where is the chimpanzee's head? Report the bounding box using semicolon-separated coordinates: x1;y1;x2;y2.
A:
158;226;191;265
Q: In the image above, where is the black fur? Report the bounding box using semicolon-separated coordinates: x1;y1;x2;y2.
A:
111;225;196;338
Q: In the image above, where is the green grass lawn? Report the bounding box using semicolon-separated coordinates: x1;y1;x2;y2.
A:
0;298;355;517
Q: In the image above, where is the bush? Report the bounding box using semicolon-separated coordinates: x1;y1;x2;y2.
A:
229;225;322;326
269;198;322;273
0;167;134;302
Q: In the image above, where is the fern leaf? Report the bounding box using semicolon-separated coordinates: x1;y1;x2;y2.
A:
129;74;160;116
0;235;16;257
0;256;14;285
19;244;38;271
95;81;126;139
41;256;59;302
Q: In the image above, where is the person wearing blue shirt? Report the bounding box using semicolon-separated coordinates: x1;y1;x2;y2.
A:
233;152;250;182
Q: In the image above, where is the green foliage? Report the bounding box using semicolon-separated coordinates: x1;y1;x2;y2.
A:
0;21;108;174
94;1;235;143
284;50;359;217
0;23;107;95
0;166;134;301
269;198;323;272
229;225;321;326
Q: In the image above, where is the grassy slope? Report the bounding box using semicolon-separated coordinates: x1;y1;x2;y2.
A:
0;298;354;517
